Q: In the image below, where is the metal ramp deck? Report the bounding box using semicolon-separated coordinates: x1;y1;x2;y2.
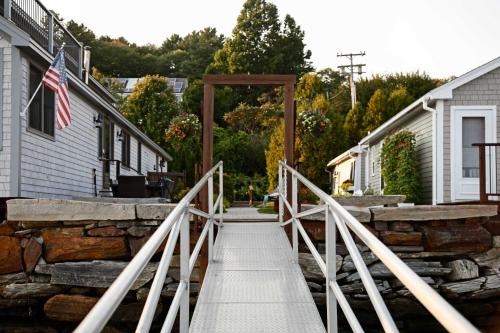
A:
190;222;326;333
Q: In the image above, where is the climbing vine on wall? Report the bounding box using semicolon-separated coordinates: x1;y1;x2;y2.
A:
381;130;421;203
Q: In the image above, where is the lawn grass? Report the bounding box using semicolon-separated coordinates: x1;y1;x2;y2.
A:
257;202;276;214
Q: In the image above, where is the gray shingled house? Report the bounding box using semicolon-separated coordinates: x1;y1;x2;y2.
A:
351;56;500;204
0;1;172;203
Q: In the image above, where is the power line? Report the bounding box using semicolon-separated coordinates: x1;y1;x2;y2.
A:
337;51;366;108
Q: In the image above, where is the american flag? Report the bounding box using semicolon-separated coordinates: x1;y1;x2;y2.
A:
42;49;71;129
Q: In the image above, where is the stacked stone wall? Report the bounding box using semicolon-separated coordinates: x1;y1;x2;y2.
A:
0;199;499;332
299;204;500;332
0;199;198;332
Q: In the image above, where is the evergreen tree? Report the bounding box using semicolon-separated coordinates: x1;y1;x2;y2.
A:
208;0;312;76
386;86;414;118
344;101;365;145
363;89;388;132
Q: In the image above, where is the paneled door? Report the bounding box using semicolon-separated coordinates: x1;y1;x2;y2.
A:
451;106;496;201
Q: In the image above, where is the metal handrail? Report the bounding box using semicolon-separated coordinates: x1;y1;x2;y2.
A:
75;161;224;333
278;160;479;333
4;0;83;76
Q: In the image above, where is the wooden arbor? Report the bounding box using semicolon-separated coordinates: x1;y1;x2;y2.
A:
201;74;296;208
199;74;296;276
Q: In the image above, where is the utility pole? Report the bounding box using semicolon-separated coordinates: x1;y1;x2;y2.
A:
337;51;366;108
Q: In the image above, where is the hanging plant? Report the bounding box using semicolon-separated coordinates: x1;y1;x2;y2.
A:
164;112;201;151
297;110;330;137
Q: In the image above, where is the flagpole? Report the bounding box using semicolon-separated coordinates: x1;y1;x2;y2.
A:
20;82;42;117
20;42;66;118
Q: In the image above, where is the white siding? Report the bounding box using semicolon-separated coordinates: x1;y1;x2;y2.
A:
113;124;164;179
143;144;158;174
1;50;169;199
368;142;382;194
0;40;12;196
19;56;103;198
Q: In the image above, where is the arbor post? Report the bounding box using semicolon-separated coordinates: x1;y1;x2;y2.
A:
200;83;214;283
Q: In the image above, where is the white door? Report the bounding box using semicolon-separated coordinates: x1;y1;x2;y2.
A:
451;106;496;201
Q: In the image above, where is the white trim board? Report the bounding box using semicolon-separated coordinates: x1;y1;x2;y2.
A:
450;105;497;202
436;100;444;204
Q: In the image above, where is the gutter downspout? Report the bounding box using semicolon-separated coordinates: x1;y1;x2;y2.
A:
422;97;438;205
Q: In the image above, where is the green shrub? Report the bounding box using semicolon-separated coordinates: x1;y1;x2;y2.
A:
340;179;353;193
381;130;420;203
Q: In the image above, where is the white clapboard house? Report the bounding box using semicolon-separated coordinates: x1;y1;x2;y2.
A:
345;56;500;204
0;0;172;203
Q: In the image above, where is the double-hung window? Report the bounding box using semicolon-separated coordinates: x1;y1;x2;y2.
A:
29;65;55;137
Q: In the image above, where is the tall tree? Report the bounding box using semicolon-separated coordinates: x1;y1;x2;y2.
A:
363;89;388;132
159;28;224;79
66;20;96;47
208;0;312;76
344;101;366;145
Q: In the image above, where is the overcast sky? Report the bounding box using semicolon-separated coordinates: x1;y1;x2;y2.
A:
43;0;500;79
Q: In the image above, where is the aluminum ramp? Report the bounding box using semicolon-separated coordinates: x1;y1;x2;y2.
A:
190;222;326;333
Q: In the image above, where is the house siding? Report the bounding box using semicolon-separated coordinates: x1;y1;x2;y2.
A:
16;54;167;199
113;124;161;179
365;109;433;203
0;38;11;197
19;56;103;198
143;145;158;174
443;66;500;202
405;110;433;203
368;142;382;194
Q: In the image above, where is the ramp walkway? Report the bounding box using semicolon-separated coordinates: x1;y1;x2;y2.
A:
220;206;278;222
190;222;325;333
75;161;479;333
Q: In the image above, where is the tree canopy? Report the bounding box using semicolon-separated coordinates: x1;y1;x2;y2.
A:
121;75;180;148
208;0;312;77
67;22;223;79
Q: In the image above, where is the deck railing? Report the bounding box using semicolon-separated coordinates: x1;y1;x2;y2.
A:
75;161;224;333
3;0;83;77
472;143;499;204
278;160;479;333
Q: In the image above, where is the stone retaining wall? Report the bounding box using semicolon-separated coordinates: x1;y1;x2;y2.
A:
0;199;198;332
0;199;499;332
299;204;500;332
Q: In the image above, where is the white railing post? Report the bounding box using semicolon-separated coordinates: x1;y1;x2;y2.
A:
291;173;298;262
78;42;84;79
208;174;214;262
47;13;54;54
3;0;11;20
278;163;284;224
325;207;337;333
179;208;190;333
219;163;224;228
